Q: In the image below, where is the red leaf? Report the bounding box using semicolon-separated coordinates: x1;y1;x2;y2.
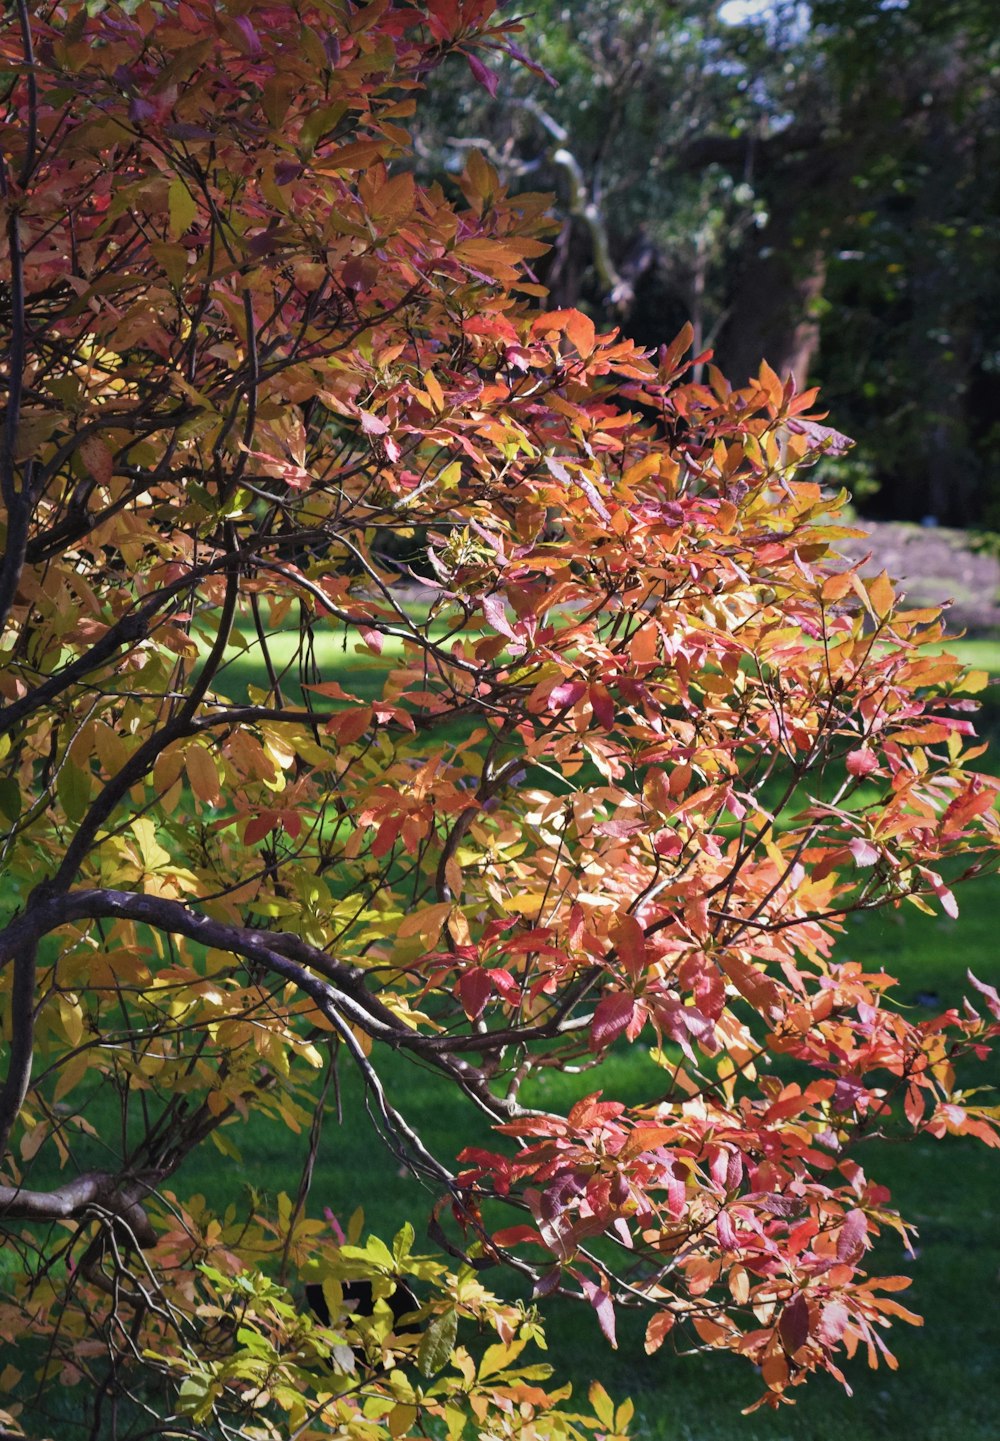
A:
231;14;263;57
666;1172;686;1219
329;707;371;744
492;1225;543;1248
548;679;587;711
779;1294;810;1354
968;971;1000;1020
371;814;403;859
499;40;558;88
817;1300;850;1348
848;837;879;868
304;680;362;703
785;418;854;457
543;453;610;521
244;812;278;845
458;969;493;1021
644;1309;675;1355
359;626;384;655
921;867;958;919
846;747;878;778
836;1209;868;1264
580;1276;617;1348
482;591;516;639
589;683;615;730
464;49;499;97
589;993;635;1052
573;471;611;523
359;408;389;435
612;914;646;981
941;779;995;837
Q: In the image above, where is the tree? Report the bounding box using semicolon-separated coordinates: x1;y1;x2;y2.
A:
1;2;999;1437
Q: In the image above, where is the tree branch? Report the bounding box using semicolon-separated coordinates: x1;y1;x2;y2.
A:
0;939;36;1164
0;1172;158;1247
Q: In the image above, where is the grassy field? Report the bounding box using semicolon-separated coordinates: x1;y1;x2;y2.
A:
9;627;1000;1437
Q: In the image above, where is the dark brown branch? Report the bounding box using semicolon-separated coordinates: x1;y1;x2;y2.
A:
675;124;828;175
0;940;36;1163
0;560;228;741
0;1172;157;1248
0;889;579;1126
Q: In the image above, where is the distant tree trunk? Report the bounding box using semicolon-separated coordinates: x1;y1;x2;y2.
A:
720;238;827;389
900;85;980;525
714;136;849;390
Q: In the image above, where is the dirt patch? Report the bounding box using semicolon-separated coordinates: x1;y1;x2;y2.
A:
841;521;1000;635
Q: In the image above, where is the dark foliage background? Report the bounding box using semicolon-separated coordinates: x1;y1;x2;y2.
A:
417;0;1000;528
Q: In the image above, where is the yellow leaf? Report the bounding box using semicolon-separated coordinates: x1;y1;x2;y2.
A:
397;901;452;944
616;1398;635;1430
54;1049;90;1105
186;743;221;805
94;720;128;774
370;170;415;227
423;369;445;411
500;892;546;915
388;1404;418;1438
168;178;198;240
868;569;895;619
479;1339;526;1380
589;1381;615;1427
21;1120;49;1162
131;816;171;871
961;669;990;694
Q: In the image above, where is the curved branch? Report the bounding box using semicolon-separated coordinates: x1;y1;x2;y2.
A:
0;1172;158;1247
1;887;595;1068
516;99;626;304
0;885;602;1207
0;557;232;741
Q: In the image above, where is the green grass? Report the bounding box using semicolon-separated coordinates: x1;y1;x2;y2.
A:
928;636;1000;673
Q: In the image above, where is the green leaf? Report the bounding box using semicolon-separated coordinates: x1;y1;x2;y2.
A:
57;761;90;823
393;1221;414;1267
418;1307;458;1377
168;178;198;240
176;1373;214;1422
0;778;20;824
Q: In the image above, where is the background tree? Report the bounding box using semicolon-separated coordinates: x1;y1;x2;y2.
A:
419;0;1000;525
1;2;999;1439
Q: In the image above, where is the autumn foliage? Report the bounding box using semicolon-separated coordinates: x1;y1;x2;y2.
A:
1;1;998;1437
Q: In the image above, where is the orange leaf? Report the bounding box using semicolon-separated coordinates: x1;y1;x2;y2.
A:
186;744;221;805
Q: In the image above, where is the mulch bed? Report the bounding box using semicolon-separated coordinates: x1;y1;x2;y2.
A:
841;521;1000;635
